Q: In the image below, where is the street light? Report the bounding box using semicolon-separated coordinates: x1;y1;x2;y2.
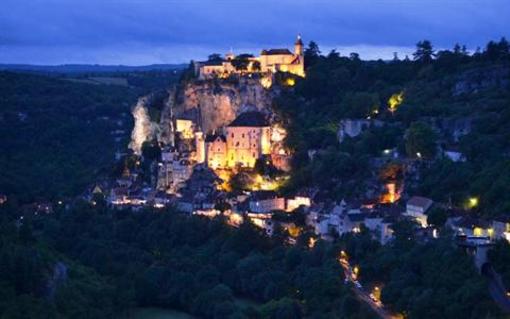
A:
468;197;479;208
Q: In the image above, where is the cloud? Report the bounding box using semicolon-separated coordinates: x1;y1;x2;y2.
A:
0;0;508;64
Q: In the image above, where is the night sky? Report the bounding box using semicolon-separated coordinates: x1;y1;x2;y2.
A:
1;0;509;65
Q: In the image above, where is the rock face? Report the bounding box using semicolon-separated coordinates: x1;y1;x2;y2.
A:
453;65;510;96
174;77;273;132
129;77;274;153
129;96;158;154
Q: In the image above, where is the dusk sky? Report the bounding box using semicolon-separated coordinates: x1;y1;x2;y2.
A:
1;0;509;65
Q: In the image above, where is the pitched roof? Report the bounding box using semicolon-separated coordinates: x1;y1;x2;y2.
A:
261;49;293;56
203;59;225;66
205;133;226;143
228;112;269;127
407;196;433;209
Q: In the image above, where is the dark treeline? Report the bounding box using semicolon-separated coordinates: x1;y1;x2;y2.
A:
0;200;377;318
340;223;501;318
0;71;180;204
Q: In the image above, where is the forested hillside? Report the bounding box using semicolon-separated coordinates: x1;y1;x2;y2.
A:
0;71;179;203
277;38;510;217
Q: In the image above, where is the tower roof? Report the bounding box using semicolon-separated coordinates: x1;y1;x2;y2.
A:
295;35;303;45
261;48;293;56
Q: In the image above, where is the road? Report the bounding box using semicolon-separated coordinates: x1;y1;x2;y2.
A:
339;256;402;319
485;266;510;313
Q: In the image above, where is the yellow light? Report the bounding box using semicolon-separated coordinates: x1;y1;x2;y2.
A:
473;227;483;237
285;78;296;86
353;266;359;275
308;237;317;248
468;197;479;208
388;91;404;113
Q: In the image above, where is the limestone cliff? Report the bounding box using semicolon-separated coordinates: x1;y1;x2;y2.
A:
129;77;275;153
174;77;273;132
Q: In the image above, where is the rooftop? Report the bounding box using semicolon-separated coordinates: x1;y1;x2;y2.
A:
228;111;269;127
261;48;293;56
205;133;226;143
407;196;434;209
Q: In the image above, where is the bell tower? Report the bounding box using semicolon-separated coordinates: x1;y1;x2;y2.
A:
294;34;303;56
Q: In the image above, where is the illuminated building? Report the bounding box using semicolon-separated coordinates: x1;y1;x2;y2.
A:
404;196;434;227
204;112;271;169
195;35;305;79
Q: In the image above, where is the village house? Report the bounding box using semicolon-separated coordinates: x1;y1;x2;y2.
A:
364;216;395;245
447;216;495;240
175;118;196;139
194;35;305;79
492;216;510;242
249;191;286;213
404;196;434;227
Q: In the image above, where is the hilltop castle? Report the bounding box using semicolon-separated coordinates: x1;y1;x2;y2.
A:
194;35;305;79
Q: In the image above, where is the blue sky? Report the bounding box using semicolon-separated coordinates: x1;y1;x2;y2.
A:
0;0;509;65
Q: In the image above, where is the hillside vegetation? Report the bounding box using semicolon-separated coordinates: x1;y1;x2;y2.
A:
0;71;179;203
276;39;510;217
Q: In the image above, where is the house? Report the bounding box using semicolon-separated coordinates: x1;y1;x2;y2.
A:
404;196;434;227
365;216;394;245
195;35;305;79
448;216;494;240
175;119;195;139
249;191;286;213
491;216;510;242
286;195;312;212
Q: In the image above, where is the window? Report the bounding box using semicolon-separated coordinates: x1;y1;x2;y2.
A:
242;133;245;138
231;133;234;138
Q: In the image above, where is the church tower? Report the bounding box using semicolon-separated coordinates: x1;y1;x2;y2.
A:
294;34;303;56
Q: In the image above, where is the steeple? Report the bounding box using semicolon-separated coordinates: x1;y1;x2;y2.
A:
294;34;303;56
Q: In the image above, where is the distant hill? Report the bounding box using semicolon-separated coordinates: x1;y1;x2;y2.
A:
0;63;187;74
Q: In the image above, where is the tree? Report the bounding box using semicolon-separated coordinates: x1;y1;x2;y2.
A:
349;52;360;61
304;41;321;68
405;122;437;159
427;207;447;227
231;54;253;72
251;60;261;72
141;140;161;162
208;53;223;62
413;40;435;63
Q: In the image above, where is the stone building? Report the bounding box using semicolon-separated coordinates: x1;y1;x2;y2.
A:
204;112;271;169
195;35;305;79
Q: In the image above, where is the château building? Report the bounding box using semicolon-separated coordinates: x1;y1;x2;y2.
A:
194;35;305;79
201;112;271;169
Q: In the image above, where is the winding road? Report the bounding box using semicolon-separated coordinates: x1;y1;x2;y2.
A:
339;255;402;319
